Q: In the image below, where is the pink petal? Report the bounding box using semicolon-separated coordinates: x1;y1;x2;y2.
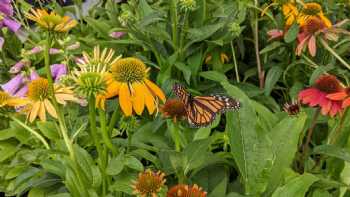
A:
308;35;317;57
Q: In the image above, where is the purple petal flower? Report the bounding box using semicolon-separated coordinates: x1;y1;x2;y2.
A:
0;36;4;50
50;48;62;54
110;31;126;39
29;46;43;55
14;86;28;97
10;61;25;74
30;70;39;80
51;64;67;82
0;0;13;17
1;73;24;95
3;18;20;33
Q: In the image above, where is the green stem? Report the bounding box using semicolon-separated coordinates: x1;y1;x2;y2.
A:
253;0;264;89
127;130;132;153
107;106;120;135
231;41;240;83
88;97;103;158
320;38;350;70
179;11;188;61
10;116;50;149
170;0;178;49
301;108;321;170
168;120;181;152
99;109;118;154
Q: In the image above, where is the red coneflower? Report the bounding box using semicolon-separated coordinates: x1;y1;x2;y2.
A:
160;98;186;123
298;75;344;117
327;87;350;109
167;184;207;197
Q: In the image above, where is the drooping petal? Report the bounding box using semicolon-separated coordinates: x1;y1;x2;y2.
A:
38;102;46;121
143;83;156;114
327;92;348;101
296;35;310;56
0;1;13;16
132;82;145;115
29;101;40;122
44;99;58;119
14;86;28;97
51;64;67;82
329;102;342;117
144;79;166;102
342;98;350;108
10;61;25;74
119;83;132;116
308;35;317;57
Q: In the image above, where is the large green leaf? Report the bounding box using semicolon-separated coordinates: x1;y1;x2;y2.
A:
222;81;273;195
264;66;283;96
271;173;318;197
265;114;307;194
312;145;350;162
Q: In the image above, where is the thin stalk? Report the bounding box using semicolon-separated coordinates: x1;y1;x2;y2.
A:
170;0;178;49
179;11;188;61
10;116;50;149
231;41;240;83
126;130;132;153
107;106;120;135
99;109;118;154
88;97;103;158
301;108;321;167
253;0;264;89
169;120;181;152
320;38;350;70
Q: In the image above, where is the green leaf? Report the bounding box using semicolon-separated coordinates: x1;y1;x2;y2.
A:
222;81;273;195
47;193;71;197
124;155;144;172
0;128;15;140
199;71;228;82
312;144;350;162
174;62;192;84
106;153;125;175
260;42;284;54
131;149;161;168
41;159;65;178
284;23;299;43
109;171;136;195
184;139;211;175
28;187;45;197
36;121;60;140
264;66;283;96
266;114;307;194
271;173;319;197
5;165;27;180
85;17;111;38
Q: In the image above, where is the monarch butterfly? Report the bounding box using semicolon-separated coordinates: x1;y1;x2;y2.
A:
172;84;240;127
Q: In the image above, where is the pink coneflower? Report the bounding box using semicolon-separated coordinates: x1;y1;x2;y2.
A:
298;75;344;117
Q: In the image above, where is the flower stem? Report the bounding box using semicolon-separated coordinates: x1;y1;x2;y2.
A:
168;120;181;152
170;0;178;48
301;108;321;168
88;97;103;158
253;0;264;89
10;116;50;149
107;106;120;135
231;41;240;83
99;109;118;155
320;38;350;70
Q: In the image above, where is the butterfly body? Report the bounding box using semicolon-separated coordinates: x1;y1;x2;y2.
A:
172;84;240;127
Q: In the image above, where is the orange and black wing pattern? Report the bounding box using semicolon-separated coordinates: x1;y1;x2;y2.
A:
172;84;240;127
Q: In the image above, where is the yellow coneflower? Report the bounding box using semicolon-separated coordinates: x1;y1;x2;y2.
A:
24;78;79;122
25;9;77;32
103;57;166;116
282;2;299;26
0;91;27;108
167;184;207;197
297;2;332;28
160;98;186;123
132;169;166;197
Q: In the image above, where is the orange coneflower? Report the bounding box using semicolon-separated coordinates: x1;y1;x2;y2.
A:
25;8;77;32
23;78;79;122
132;169;166;197
167;184;207;197
298;75;344;117
160;98;186;123
102;57;166;116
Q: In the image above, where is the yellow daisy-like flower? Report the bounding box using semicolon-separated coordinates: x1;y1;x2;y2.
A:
132;169;166;197
0;91;28;108
297;3;332;28
25;9;77;32
100;57;166;116
24;78;79;122
282;2;299;26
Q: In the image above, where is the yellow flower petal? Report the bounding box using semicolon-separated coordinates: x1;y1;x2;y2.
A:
44;99;58;119
119;83;133;116
6;98;29;107
144;79;166;102
132;82;145;115
38;102;46;122
143;83;156;114
29;101;41;122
